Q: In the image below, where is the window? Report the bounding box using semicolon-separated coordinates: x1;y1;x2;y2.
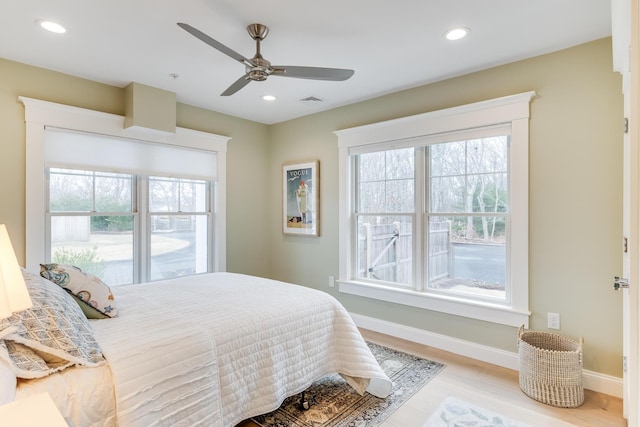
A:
21;97;229;283
47;169;212;285
356;148;414;286
427;136;509;301
48;168;136;284
148;176;210;281
336;92;534;327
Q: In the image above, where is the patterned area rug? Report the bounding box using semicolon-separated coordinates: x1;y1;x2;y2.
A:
423;396;532;427
251;342;445;427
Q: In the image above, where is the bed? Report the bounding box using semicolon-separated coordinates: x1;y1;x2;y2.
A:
1;269;392;427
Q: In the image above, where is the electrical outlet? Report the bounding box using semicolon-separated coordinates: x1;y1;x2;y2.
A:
548;312;560;330
329;276;335;288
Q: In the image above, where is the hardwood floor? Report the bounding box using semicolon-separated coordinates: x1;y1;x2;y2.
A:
363;329;625;427
239;328;626;427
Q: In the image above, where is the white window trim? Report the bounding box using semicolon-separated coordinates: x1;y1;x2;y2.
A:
19;96;230;275
335;91;535;328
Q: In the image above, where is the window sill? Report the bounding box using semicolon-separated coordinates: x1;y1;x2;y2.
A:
338;279;530;328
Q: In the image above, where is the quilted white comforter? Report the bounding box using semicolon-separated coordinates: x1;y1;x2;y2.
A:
91;272;392;427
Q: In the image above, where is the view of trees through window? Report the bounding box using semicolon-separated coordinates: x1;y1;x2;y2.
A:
355;135;509;300
48;168;209;285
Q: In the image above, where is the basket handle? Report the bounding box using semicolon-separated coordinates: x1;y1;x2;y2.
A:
517;324;525;343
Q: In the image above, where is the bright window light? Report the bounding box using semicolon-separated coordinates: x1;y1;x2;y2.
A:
36;20;66;34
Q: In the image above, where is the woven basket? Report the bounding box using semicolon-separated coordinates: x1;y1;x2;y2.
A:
517;325;584;408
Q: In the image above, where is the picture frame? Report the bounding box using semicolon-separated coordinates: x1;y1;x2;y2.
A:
283;160;319;236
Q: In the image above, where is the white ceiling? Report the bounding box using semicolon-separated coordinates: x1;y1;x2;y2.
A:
1;1;612;125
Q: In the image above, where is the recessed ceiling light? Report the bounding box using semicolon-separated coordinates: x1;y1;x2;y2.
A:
262;95;276;101
445;27;469;41
36;19;66;34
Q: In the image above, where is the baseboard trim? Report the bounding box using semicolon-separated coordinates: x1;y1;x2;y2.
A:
350;312;623;398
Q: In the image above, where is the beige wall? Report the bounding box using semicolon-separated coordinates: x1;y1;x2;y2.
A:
0;37;624;377
268;38;624;376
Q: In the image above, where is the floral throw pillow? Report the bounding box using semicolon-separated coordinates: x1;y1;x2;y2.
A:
40;263;118;318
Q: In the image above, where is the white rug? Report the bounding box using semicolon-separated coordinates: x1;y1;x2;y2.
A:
424;396;532;427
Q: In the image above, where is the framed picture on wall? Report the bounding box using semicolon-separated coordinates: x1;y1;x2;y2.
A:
282;160;319;236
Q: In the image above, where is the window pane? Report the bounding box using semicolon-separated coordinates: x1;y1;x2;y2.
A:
50;215;134;285
149;177;207;213
149;177;179;212
470;173;508;213
356;215;412;286
357;148;414;213
386;179;414;212
150;214;208;280
359;182;386;212
95;173;133;212
430;137;509;214
466;137;508;174
49;169;93;212
178;180;207;212
430;141;465;177
427;216;505;300
49;169;133;213
359;151;385;182
386;148;414;179
430;175;465;213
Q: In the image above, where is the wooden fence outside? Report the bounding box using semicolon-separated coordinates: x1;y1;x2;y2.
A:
357;220;452;285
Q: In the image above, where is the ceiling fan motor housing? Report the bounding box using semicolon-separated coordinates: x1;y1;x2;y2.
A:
247;56;272;81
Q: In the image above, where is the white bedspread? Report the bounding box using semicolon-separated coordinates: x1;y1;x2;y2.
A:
91;272;392;427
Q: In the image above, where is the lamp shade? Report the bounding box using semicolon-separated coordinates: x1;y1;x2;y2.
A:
0;224;32;319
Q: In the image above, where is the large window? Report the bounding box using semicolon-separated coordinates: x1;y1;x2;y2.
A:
336;92;534;327
47;169;212;285
21;97;229;283
354;136;509;299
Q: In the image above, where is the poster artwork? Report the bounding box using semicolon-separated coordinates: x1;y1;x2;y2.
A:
286;167;313;228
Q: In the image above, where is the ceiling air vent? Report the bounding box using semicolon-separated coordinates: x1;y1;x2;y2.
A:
299;96;324;103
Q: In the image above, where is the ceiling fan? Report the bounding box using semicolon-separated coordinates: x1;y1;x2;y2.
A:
177;22;355;96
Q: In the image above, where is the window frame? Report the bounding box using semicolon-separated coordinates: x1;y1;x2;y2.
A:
20;96;229;278
335;92;534;327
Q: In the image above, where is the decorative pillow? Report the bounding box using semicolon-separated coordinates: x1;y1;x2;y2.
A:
0;269;105;379
40;263;117;318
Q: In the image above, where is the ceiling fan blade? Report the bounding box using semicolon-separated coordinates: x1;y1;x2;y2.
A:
221;75;252;96
271;66;354;81
177;23;251;65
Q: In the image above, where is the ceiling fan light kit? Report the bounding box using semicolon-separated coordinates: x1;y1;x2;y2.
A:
177;22;354;96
